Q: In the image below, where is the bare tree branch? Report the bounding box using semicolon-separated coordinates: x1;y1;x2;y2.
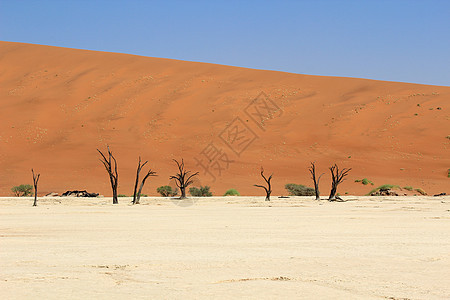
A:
97;146;119;204
32;169;40;207
132;156;157;204
309;162;324;200
169;159;199;199
328;164;351;201
253;167;272;201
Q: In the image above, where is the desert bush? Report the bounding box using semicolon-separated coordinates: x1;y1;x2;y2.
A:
414;188;427;195
355;178;374;185
156;185;178;197
448;168;450;177
403;186;413;191
118;194;127;197
224;188;240;196
11;184;33;197
189;186;212;197
361;178;374;185
366;184;400;195
285;183;315;196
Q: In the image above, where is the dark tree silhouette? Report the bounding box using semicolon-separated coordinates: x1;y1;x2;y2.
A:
328;164;351;201
309;162;324;200
132;157;157;204
254;167;272;201
32;169;40;207
169;159;199;199
97;146;119;204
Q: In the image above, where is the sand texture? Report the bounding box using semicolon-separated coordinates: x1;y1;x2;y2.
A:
1;196;449;299
0;42;449;197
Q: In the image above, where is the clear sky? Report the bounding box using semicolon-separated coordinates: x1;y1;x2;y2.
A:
1;0;449;86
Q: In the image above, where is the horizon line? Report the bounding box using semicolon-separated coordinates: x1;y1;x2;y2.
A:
2;40;449;88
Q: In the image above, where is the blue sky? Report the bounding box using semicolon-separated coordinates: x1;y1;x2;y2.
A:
1;0;449;86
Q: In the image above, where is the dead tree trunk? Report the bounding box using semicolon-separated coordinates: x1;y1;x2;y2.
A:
254;167;272;201
97;146;119;204
169;159;199;199
132;157;157;204
132;157;146;205
32;169;40;207
328;164;351;201
309;162;324;200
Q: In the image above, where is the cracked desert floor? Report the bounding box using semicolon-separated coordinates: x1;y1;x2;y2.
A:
1;196;449;299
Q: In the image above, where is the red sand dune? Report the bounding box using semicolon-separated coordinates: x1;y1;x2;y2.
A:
0;41;449;197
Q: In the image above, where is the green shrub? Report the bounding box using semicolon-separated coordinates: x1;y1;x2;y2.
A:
367;184;400;196
361;178;374;185
157;185;178;197
448;168;450;177
285;183;315;196
381;184;400;189
117;194;128;197
403;186;413;191
355;178;374;185
11;184;33;197
224;188;240;196
189;186;212;197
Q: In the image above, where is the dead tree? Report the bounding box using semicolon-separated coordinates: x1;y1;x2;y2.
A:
328;164;351;201
132;157;157;204
309;162;324;200
169;159;199;199
31;169;40;207
254;167;272;201
97;146;119;204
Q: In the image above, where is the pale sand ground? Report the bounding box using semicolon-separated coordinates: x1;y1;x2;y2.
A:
1;196;449;299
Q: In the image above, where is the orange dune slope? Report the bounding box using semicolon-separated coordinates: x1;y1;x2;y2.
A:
0;41;449;197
